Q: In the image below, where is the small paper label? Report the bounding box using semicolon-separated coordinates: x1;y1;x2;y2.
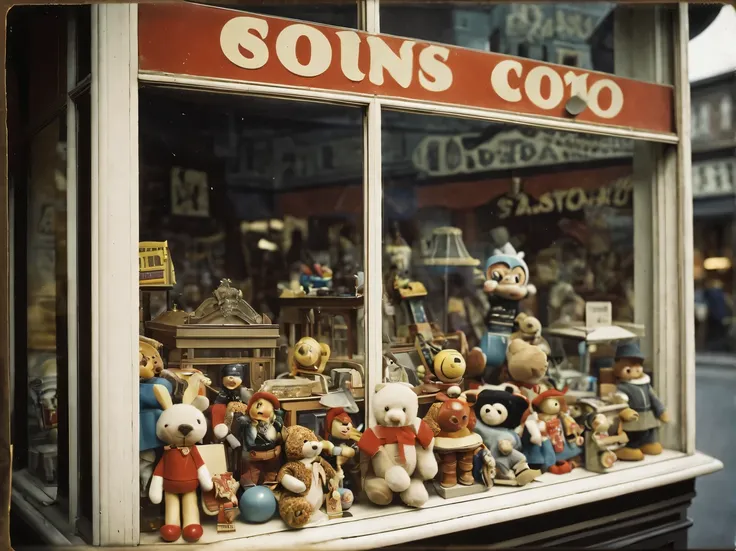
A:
585;302;612;329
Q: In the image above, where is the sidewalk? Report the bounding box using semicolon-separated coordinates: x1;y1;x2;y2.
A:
696;352;736;368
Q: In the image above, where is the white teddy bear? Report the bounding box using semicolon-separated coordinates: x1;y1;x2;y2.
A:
358;382;438;507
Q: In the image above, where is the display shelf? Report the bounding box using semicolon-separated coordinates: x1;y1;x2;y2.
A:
138;450;721;549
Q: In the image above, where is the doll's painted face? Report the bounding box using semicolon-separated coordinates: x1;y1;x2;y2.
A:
614;358;644;381
537;397;562;415
222;375;242;390
331;417;353;439
484;262;529;300
249;398;274;422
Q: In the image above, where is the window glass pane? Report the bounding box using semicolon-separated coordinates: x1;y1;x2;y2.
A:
209;1;359;28
382;109;644;435
24;116;68;500
380;2;640;79
138;87;365;538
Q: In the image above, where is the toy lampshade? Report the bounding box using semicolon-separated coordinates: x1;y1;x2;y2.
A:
422;227;480;268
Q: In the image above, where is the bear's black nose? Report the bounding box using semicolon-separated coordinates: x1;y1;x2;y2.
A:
298;346;306;355
454;357;462;363
178;424;193;436
312;444;318;451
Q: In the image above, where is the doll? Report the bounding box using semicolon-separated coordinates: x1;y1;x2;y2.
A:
238;392;284;489
211;364;252;451
612;341;669;461
322;408;362;500
522;388;583;474
472;388;541;486
148;386;213;543
467;243;537;385
139;337;174;495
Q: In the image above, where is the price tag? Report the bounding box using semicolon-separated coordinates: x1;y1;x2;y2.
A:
585;302;612;329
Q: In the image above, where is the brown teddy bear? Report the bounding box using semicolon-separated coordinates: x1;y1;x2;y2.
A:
277;425;340;529
503;339;550;400
510;313;551;357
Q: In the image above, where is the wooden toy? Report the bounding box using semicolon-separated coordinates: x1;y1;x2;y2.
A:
322;407;362;498
423;390;494;498
238;392;284;489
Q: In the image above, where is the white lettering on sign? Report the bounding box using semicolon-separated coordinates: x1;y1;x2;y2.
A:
367;36;415;88
418;45;453;92
275;24;332;78
490;61;624;118
220;16;269;70
219;15;624;117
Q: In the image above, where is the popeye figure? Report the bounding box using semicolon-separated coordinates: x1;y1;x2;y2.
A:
469;243;536;384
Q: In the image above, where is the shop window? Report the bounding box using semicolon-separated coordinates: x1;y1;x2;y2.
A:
212;1;359;28
381;3;621;75
383;109;638;395
138;87;366;539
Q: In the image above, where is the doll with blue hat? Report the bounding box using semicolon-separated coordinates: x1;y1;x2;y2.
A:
468;242;537;384
612;340;670;461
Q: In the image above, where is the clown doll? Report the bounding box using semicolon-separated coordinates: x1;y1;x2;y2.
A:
237;392;284;489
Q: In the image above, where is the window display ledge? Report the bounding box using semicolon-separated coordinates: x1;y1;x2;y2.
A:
11;470;86;547
135;450;721;549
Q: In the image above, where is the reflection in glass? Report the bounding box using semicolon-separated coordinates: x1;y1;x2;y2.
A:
380;3;617;74
25;117;68;498
382;109;635;388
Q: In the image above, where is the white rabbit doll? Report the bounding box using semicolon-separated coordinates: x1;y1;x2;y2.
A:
149;374;213;543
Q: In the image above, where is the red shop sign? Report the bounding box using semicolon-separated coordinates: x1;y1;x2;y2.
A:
139;3;674;135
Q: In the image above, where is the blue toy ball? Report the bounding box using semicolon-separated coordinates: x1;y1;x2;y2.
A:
338;487;354;510
239;486;278;524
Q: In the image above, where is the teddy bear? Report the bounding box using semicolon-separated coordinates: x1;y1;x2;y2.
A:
510;313;551;357
358;383;438;507
472;388;541;486
503;339;550;401
148;384;213;543
276;425;340;529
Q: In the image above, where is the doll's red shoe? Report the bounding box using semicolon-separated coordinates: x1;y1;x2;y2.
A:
160;524;181;542
548;461;572;475
183;524;204;543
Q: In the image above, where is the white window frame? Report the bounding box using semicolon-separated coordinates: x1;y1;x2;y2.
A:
86;2;719;547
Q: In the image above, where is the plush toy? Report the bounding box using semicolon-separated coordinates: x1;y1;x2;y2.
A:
238;392;284;488
503;339;550;401
423;391;494;490
148;386;213;543
358;383;437;507
467;243;537;384
472;388;540;486
521;388;583;475
510;313;551;357
612;341;669;461
277;425;341;528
